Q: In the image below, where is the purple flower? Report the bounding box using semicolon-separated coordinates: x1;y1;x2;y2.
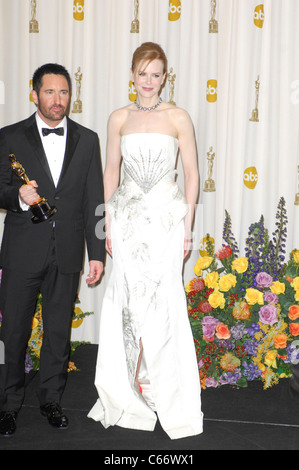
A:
231;324;246;340
25;353;33;374
244;339;259;356
202;316;221;340
286;345;299;365
246;323;261;337
256;272;273;288
220;369;242;385
242;361;262;381
259;304;278;326
263;290;279;305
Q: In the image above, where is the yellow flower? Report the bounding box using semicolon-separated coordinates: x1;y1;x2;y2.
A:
194;256;213;277
205;272;219;289
245;288;264;306
293;250;299;264
295;291;299;302
264;350;278;369
291;277;299;291
232;257;249;274
220;352;241;372
208;290;225;309
219;273;237;292
31;317;39;330
258;363;266;373
270;281;285;295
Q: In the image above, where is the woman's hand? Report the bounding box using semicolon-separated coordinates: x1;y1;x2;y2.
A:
184;237;192;259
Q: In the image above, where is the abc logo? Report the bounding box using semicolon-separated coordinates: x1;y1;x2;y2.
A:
254;4;264;28
168;0;181;21
244;167;258;189
207;79;217;103
0;80;5;105
73;0;84;21
199;236;215;257
128;80;137;102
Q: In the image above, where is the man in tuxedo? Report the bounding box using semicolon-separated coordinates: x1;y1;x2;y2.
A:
0;64;105;436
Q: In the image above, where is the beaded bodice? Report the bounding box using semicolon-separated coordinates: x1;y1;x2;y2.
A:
121;133;178;194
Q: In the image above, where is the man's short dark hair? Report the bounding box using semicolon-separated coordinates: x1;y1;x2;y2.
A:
32;63;71;95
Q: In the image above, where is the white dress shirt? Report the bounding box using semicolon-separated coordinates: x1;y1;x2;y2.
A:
35;112;67;187
19;113;67;211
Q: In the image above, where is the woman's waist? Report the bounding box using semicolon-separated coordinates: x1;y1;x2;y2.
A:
122;170;178;194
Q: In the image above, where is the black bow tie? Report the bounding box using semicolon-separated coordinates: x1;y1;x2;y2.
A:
42;127;64;137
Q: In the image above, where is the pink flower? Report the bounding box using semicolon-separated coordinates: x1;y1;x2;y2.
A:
256;272;273;289
205;377;218;388
263;291;279;305
202;316;221;340
259;304;278;326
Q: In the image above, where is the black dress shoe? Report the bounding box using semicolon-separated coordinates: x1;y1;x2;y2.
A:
0;411;18;437
40;402;68;429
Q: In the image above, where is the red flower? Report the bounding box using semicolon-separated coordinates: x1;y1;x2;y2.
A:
198;301;213;314
216;245;232;260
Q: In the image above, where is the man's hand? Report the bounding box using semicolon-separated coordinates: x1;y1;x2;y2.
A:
86;260;104;285
19;180;41;206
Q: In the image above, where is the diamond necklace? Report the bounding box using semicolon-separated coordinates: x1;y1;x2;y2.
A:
134;97;162;112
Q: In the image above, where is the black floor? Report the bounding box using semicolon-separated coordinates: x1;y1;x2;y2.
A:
1;344;299;451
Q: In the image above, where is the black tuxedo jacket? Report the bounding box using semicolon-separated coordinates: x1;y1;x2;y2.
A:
0;113;105;273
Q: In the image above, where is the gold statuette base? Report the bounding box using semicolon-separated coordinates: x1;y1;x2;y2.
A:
204;179;216;192
29;19;39;33
209;20;218;33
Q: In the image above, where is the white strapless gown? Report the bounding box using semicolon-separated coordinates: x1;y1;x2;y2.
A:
88;133;203;440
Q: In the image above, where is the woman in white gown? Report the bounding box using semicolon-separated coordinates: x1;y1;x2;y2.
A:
88;42;203;440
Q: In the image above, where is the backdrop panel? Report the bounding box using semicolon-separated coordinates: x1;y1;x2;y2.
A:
0;0;298;343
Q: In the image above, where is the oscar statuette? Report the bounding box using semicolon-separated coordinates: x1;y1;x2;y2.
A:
9;154;57;223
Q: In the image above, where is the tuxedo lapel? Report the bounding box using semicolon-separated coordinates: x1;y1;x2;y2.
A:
57;117;80;187
24;114;55;186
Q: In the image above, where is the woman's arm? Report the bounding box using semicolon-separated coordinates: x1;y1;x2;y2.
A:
176;109;200;258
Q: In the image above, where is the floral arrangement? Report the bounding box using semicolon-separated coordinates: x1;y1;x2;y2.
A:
186;198;299;389
0;288;93;374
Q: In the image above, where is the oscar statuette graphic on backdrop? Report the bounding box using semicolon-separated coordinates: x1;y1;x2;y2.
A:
130;0;139;33
203;147;216;192
167;68;176;106
72;67;83;114
29;0;39;33
249;75;260;122
209;0;218;33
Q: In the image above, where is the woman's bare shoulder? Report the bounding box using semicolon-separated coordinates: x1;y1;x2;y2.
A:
108;105;134;131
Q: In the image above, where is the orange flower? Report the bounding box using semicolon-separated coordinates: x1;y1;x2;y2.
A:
216;323;231;340
289;305;299;321
290;324;299;337
273;334;287;349
203;335;215;343
232;301;251;321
